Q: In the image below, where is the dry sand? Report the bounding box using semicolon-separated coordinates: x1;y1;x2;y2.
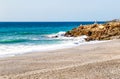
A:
0;39;120;79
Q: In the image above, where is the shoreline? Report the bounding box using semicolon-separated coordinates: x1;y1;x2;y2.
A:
0;39;120;79
0;39;107;58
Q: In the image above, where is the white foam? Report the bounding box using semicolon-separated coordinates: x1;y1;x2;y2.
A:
46;31;66;38
0;34;106;58
0;43;76;58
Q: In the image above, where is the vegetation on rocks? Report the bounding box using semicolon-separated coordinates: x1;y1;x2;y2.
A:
65;20;120;41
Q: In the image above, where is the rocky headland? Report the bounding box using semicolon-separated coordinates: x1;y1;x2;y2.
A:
65;19;120;41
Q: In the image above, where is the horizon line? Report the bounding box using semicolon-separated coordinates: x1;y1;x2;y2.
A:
0;21;106;22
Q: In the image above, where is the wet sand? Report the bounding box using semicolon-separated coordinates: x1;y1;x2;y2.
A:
0;39;120;79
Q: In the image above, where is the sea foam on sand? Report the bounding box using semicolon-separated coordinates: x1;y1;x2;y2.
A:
0;32;106;58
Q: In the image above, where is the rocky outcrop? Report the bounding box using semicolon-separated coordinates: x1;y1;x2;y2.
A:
65;20;120;41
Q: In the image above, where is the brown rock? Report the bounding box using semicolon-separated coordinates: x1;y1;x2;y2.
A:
64;20;120;41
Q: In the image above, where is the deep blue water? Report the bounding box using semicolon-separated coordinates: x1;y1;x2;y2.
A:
0;22;105;45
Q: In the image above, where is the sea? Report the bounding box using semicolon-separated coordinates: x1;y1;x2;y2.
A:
0;22;105;57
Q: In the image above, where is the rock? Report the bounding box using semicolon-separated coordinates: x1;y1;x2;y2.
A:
98;25;104;29
65;20;120;41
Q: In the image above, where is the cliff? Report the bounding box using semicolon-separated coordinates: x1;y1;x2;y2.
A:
65;20;120;41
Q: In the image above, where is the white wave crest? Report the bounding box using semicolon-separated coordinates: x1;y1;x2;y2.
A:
0;31;107;58
46;31;66;38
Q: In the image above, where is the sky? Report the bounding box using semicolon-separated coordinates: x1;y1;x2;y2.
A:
0;0;120;21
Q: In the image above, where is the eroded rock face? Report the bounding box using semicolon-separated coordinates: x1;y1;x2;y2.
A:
65;21;120;41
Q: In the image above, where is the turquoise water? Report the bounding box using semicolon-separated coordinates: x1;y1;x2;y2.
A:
0;22;79;45
0;22;105;45
0;22;105;57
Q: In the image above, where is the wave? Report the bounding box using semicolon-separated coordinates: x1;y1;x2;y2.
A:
0;39;28;44
0;40;106;58
45;31;66;38
0;31;107;58
0;31;106;58
45;31;88;42
0;31;41;35
0;44;76;57
45;31;76;40
44;31;101;45
15;32;42;35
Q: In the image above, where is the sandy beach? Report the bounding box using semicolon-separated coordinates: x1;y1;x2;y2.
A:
0;39;120;79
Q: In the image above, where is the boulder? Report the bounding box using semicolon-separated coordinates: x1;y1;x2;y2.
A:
65;20;120;41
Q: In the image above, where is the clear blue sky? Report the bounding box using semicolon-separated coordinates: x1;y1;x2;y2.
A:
0;0;120;21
